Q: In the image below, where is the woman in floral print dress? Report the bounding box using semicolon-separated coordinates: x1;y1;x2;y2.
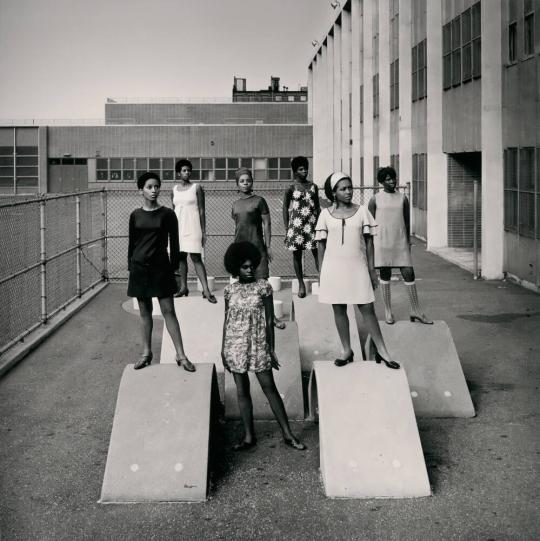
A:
283;156;320;298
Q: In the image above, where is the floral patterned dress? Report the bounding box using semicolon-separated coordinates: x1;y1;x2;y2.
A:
285;183;319;251
222;279;273;373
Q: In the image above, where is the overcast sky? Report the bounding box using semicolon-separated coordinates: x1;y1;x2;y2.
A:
0;0;335;120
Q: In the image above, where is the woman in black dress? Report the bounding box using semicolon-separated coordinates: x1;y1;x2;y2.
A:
127;172;195;371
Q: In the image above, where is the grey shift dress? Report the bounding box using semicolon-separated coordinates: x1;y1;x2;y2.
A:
371;191;413;268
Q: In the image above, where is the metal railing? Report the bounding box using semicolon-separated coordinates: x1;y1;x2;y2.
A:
0;183;409;355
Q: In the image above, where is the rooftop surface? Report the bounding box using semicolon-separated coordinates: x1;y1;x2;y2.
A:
1;241;539;540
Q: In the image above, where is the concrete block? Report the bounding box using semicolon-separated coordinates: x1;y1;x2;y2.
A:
309;361;431;499
292;295;365;371
365;321;475;418
273;299;284;319
268;276;281;291
224;322;304;420
100;363;219;502
160;296;224;371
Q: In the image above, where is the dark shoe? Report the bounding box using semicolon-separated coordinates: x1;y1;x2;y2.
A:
375;352;400;370
334;351;354;367
233;439;257;451
283;437;306;451
176;355;196;372
174;287;189;297
134;352;153;370
202;292;217;304
297;282;306;298
410;314;433;324
274;319;286;330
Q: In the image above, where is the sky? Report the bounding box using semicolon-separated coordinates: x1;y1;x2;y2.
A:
0;0;335;120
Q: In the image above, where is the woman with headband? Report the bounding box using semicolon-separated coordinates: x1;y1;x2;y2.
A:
315;172;400;369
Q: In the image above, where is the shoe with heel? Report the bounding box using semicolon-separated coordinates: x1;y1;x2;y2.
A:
176;354;196;372
202;292;217;304
174;288;189;298
374;351;400;370
134;352;153;370
334;351;354;367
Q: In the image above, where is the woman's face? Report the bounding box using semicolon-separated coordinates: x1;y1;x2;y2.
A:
381;174;397;192
238;259;255;282
334;178;353;204
295;165;309;181
179;166;191;182
237;173;253;194
141;178;160;202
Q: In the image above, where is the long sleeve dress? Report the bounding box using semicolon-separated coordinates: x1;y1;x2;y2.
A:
127;206;179;298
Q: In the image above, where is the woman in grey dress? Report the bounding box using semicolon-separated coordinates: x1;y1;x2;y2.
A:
368;166;432;325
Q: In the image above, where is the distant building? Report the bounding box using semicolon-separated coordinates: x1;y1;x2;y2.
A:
0;80;312;194
309;0;540;289
233;76;308;103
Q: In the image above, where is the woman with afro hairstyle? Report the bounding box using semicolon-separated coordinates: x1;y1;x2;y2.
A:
221;241;305;451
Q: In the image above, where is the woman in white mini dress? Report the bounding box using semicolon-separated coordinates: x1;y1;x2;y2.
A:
171;159;216;303
315;172;399;369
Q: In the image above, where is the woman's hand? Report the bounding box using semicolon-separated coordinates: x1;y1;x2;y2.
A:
270;351;280;370
369;269;379;290
266;246;273;262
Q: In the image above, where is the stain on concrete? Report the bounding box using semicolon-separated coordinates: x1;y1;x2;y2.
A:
457;311;540;323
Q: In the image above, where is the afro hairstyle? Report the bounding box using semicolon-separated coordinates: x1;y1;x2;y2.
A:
291;156;309;172
224;241;262;277
175;159;193;174
376;166;397;184
137;171;161;189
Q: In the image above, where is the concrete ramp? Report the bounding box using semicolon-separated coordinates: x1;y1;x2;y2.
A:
309;361;431;499
292;295;365;371
224;322;304;420
160;296;224;371
365;321;475;417
100;363;219;503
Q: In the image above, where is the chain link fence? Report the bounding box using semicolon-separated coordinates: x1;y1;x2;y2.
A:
106;184;409;281
1;183;409;355
0;191;106;355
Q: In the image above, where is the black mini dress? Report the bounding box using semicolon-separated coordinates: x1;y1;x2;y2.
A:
127;206;180;298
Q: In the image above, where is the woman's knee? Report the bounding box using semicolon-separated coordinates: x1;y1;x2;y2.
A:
379;267;392;281
190;253;202;263
400;267;415;282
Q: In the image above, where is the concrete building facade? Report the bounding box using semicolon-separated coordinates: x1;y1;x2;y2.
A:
308;0;540;288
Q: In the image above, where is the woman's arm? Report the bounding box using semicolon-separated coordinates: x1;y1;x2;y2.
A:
196;184;207;246
317;239;326;271
168;211;180;269
127;213;135;271
262;212;272;262
282;186;293;230
313;184;321;217
263;293;278;368
221;298;230;371
403;194;411;245
365;234;379;290
368;196;377;219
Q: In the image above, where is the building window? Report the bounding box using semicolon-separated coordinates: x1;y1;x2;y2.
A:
524;11;535;56
412;153;427;210
471;2;481;79
412;40;426;102
462;8;473;82
443;22;452;89
390;59;399;111
372;74;379;118
509;21;517;63
451;17;462;86
504;147;538;237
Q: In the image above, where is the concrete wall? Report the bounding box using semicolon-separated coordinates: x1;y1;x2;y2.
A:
105;103;308;125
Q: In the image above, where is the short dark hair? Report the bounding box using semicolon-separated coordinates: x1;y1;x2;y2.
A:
137;171;161;190
224;241;262;277
175;159;193;174
323;173;351;202
291;156;309;172
235;167;253;184
376;166;397;184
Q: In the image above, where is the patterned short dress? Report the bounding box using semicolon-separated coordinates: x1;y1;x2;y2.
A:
222;280;273;374
285;183;319;251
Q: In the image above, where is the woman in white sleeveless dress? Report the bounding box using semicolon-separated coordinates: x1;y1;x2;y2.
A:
171;159;217;303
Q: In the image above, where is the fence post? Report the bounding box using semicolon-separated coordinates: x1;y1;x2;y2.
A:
473;178;479;279
76;195;82;297
101;189;109;280
39;199;47;324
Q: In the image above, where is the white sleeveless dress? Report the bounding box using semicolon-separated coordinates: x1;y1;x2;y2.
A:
172;183;203;254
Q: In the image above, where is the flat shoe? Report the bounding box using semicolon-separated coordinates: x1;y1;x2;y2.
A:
202;292;218;304
283;437;306;451
176;355;196;372
334;352;354;367
233;439;257;451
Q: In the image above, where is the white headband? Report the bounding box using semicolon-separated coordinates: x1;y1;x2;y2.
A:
330;172;350;190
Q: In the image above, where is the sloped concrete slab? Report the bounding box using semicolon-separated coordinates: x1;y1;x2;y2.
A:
100;363;218;503
309;361;431;499
365;321;475;418
224;322;304;420
292;295;366;371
